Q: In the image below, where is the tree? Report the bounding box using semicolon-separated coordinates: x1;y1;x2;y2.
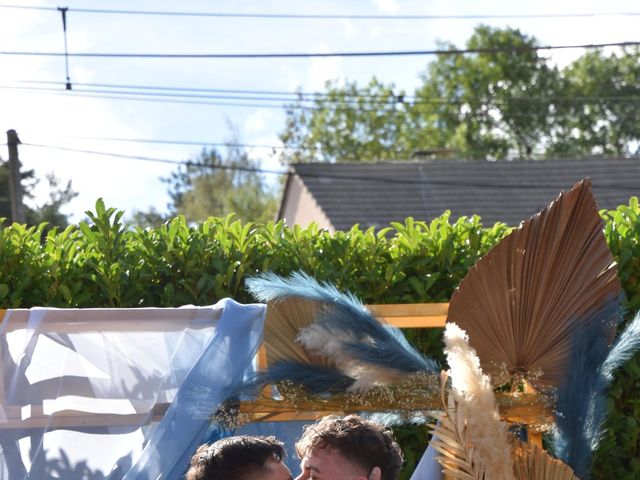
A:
281;78;418;163
26;173;78;228
0;159;77;229
129;207;168;229
132;146;278;226
550;47;640;156
279;26;640;162
414;25;562;159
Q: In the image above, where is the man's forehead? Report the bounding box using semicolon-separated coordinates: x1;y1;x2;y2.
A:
301;447;351;470
300;456;321;471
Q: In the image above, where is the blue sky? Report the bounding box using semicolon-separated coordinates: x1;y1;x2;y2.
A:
0;0;637;222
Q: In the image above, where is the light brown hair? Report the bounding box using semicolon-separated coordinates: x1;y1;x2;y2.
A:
295;415;403;480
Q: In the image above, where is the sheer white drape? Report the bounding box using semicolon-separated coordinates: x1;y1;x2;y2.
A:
0;299;265;480
410;441;443;480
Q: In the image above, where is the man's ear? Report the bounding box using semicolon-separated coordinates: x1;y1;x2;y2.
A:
368;467;381;480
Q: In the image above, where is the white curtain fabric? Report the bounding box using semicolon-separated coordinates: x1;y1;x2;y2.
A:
0;299;266;480
409;439;443;480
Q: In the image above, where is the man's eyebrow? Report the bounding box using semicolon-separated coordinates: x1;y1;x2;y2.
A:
303;463;321;472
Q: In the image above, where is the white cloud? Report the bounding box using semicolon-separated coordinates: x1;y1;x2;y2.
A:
371;0;399;14
368;25;384;38
340;19;357;39
307;45;343;91
244;109;279;134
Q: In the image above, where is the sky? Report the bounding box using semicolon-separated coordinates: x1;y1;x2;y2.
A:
0;0;638;222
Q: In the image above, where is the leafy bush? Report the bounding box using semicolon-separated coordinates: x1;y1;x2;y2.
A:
0;198;638;479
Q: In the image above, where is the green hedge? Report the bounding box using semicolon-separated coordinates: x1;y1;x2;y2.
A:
1;198;639;479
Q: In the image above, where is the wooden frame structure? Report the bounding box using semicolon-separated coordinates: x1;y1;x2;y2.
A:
0;303;543;448
0;304;447;431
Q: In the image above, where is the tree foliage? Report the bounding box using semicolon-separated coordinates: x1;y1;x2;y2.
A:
415;26;562;159
280;25;640;162
0;159;77;229
133;146;279;227
551;48;640;156
281;78;415;163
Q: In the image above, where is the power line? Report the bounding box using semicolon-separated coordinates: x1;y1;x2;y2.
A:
22;142;288;175
10;80;323;98
22;142;421;181
5;85;640;119
0;80;415;101
2;41;640;59
65;136;294;150
20;142;437;179
5;79;640;106
0;82;633;105
3;85;640;122
0;84;303;103
20;142;640;188
0;4;639;20
0;85;297;109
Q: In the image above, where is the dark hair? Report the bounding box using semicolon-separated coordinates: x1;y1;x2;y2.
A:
186;435;285;480
295;415;404;480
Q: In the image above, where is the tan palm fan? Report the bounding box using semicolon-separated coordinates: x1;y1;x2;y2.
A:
262;297;328;366
446;180;621;387
513;444;579;480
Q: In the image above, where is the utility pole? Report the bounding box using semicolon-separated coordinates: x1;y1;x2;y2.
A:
6;129;25;224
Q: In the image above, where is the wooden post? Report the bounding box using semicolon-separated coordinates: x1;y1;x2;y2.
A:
6;130;25;224
521;380;544;449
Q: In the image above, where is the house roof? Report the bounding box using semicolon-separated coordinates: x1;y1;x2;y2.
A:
286;157;640;229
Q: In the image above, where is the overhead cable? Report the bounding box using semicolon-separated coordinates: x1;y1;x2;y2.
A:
65;136;295;150
0;4;638;20
20;142;640;187
22;142;286;174
4;79;640;106
2;41;640;59
4;85;640;119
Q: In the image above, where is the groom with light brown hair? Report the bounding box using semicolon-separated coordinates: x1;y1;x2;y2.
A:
293;414;404;480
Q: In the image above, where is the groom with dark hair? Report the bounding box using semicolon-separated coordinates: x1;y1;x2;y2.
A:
186;435;292;480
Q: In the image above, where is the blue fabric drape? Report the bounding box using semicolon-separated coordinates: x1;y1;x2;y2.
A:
123;299;266;480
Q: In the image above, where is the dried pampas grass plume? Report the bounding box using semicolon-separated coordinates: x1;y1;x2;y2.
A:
441;322;515;480
429;372;487;480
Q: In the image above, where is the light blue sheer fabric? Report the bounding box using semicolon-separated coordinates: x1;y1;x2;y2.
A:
0;299;265;480
123;298;265;479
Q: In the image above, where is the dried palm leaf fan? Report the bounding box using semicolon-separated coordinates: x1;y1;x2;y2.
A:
262;297;327;366
446;179;621;388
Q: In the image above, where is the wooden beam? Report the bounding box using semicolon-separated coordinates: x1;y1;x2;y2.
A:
369;303;448;328
0;308;222;333
0;403;169;429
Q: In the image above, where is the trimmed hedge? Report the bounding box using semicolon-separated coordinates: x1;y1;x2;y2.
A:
1;198;639;479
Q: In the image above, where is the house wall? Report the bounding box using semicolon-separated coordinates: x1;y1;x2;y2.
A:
278;175;334;232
